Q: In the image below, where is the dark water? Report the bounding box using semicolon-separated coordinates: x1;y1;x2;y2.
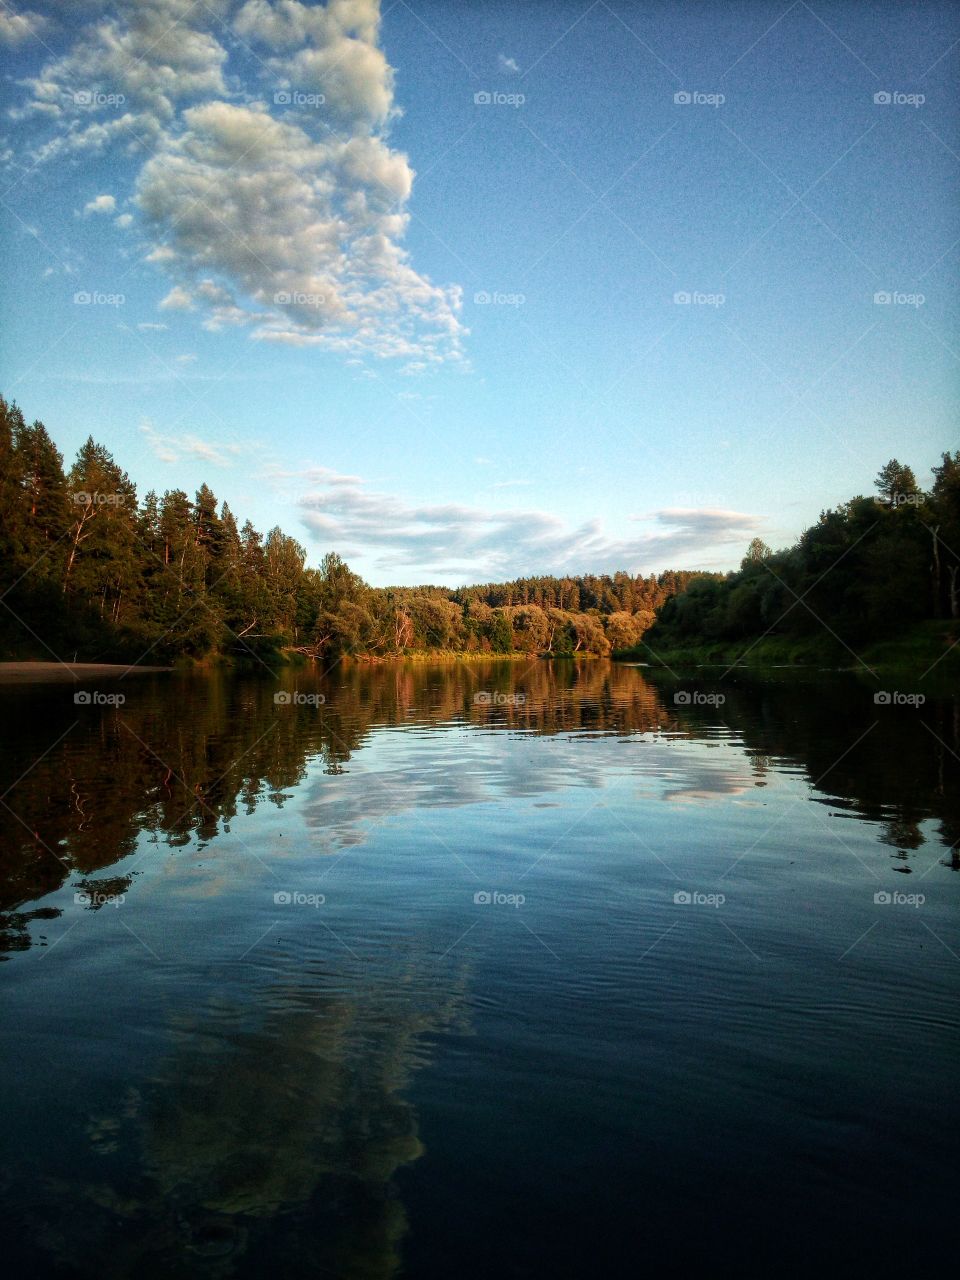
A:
1;660;957;1276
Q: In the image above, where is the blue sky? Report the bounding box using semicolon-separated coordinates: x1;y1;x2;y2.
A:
1;0;957;585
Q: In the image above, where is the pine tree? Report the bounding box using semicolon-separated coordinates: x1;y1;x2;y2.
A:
64;438;140;625
14;417;71;581
875;459;920;506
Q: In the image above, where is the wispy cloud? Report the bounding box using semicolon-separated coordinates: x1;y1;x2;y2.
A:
296;473;765;582
265;463;364;487
139;420;253;467
0;8;48;48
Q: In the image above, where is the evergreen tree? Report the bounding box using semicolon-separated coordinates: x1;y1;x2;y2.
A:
875;459;919;506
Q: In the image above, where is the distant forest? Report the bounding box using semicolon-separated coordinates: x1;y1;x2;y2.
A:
0;395;707;663
3;395;955;667
644;455;960;657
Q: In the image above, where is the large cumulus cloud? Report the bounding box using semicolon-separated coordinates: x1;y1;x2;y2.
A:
6;0;465;365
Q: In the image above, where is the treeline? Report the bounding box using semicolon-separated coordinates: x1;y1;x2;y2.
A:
0;395;708;663
449;571;697;614
644;457;960;655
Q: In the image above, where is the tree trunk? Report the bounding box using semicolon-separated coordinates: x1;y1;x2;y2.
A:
63;503;95;593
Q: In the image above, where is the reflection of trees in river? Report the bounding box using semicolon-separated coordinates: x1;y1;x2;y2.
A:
652;671;960;869
1;663;957;952
22;960;469;1278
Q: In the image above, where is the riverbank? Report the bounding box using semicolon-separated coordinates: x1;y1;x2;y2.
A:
0;661;170;684
613;620;960;675
336;650;560;664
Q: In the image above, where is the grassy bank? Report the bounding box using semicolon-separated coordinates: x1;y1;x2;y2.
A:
614;620;960;674
326;650;566;665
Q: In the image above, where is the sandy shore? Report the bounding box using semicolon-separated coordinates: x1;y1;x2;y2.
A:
0;661;170;684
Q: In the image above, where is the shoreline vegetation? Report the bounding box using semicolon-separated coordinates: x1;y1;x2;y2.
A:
620;455;960;678
0;392;707;665
3;616;957;684
2;393;957;676
613;619;960;676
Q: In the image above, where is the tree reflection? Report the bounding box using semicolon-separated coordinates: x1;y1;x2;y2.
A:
1;661;958;955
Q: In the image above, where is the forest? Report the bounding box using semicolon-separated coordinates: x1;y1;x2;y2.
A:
641;455;960;661
0;394;706;663
3;394;955;668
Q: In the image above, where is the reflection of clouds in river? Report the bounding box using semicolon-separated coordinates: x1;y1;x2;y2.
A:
31;959;470;1279
659;749;760;805
301;728;764;851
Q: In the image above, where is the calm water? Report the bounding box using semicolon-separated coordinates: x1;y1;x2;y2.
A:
1;660;957;1276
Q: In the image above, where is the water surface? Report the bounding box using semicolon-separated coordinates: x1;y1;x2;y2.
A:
1;661;957;1274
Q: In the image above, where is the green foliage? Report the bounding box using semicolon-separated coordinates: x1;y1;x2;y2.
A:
490;612;514;653
643;455;960;662
16;391;908;666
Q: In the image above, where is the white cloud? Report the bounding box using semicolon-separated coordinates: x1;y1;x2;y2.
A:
139;420;249;466
0;8;48;47
83;193;116;215
19;0;229;126
115;212;134;228
158;285;193;311
137;321;167;331
136;98;464;361
10;0;466;365
266;463;364;487
295;474;765;582
498;53;520;74
234;0;396;127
